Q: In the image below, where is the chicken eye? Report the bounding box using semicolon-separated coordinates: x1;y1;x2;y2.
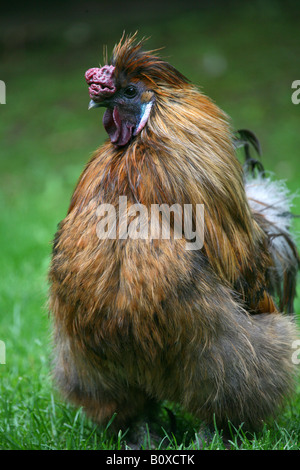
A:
124;86;137;98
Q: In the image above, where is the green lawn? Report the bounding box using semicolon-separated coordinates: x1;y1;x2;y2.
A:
0;0;299;450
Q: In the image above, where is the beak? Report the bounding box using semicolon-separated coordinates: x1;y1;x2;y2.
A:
88;99;102;110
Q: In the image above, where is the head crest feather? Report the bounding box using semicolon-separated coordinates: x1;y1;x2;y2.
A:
109;32;189;88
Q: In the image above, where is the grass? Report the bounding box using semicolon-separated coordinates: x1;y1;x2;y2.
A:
0;0;299;450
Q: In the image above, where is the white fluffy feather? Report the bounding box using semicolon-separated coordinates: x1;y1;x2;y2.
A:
245;173;298;312
245;174;295;232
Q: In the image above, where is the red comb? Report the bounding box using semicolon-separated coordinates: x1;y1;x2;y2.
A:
85;65;116;102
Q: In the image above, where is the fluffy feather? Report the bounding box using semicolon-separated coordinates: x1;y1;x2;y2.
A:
49;34;299;438
245;174;299;313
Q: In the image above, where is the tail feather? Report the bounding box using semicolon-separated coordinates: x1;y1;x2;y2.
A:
234;128;265;177
234;128;299;314
245;174;299;314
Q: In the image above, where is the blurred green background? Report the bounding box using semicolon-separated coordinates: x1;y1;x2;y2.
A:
0;0;299;449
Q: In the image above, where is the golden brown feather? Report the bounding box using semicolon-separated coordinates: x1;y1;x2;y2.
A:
49;34;299;439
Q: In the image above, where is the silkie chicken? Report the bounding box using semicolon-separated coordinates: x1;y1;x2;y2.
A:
49;34;299;442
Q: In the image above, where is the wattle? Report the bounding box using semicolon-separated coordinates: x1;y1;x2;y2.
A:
103;107;134;147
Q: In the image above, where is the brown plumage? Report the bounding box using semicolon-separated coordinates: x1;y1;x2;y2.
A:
49;34;299;438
